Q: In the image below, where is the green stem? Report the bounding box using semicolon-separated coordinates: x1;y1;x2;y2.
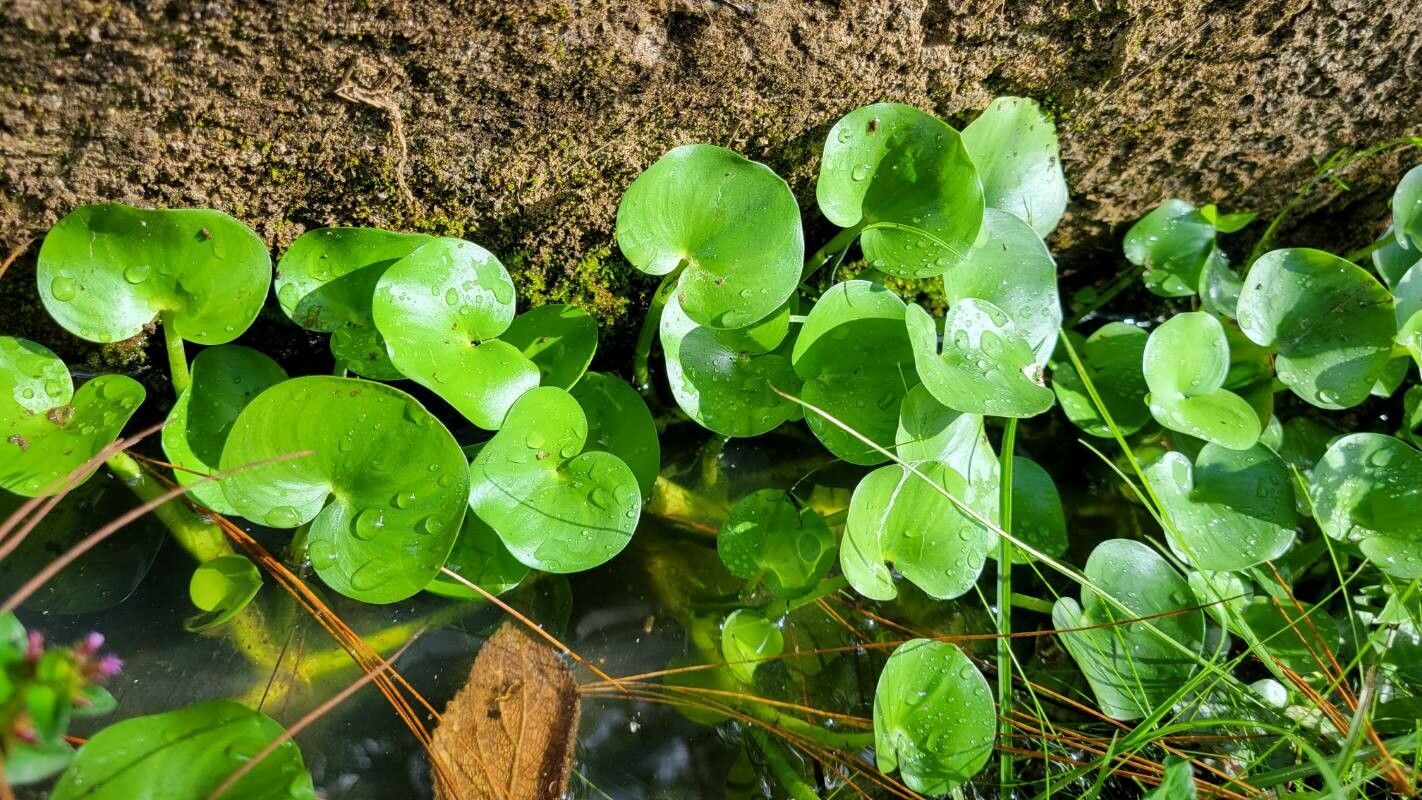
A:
801;223;863;281
1064;262;1144;327
104;451;231;563
632;267;684;398
747;728;820;800
1009;591;1055;615
160;311;191;395
1343;236;1388;264
996;417;1018;791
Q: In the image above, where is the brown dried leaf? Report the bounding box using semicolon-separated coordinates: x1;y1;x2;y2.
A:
430;622;581;800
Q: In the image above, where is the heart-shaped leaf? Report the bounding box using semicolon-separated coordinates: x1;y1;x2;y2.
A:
905;300;1054;418
1051;323;1151;438
1237;248;1395;409
219;376;469;603
37;203;270;345
425;498;530;600
49;700;315;800
500;303;598;389
1052;539;1205;720
1311;433;1422;578
275;227;433;378
721;608;784;683
1395;164;1422;249
0;337;145;497
942;208;1061;364
873;639;994;795
185;554;263;632
162;345;287;515
1147;444;1297;571
661;294;801;438
569;371;661;500
842;460;993;601
792;281;918;464
1002;455;1068;563
1125;199;1230;301
895;384;999;520
818;103;984;278
0;471;164;614
616;144;803;329
372;238;538;429
470;386;642;573
961;97;1068;237
717;489;835;598
1143;312;1261;450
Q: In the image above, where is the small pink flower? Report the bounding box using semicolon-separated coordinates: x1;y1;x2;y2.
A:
76;631;104;657
24;630;44;661
95;654;123;680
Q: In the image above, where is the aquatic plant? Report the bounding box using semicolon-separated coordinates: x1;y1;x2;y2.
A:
3;96;1422;799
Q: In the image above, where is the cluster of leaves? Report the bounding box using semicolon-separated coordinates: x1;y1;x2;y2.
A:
5;89;1422;798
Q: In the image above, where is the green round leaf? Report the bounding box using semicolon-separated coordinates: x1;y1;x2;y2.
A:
1395;164;1422;250
0;471;164;614
873;639;994;795
905;300;1054;418
1051;539;1205;720
717;489;836;597
616;144;803;329
842;461;993;601
1372;225;1420;290
1051;323;1151;438
185;554;263;632
569;371;661;500
37;203;270;345
1143;312;1260;450
1002;456;1067;563
792;281;918;464
162;345;287;515
721;608;784;684
500;303;598;389
425;503;530;600
1148;444;1296;571
1124;199;1217;298
274;227;434;379
372;238;537;429
941;209;1061;364
660;294;801;438
1237;248;1395;409
961;97;1068;237
220;376;469;603
49;700;315;800
1311;433;1422;578
470;386;641;573
895;384;999;522
818;103;984;278
0;337;145;497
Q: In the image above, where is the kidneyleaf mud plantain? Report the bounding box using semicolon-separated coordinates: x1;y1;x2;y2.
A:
6;94;1422;800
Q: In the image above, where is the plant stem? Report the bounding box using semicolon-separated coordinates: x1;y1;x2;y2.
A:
1343;236;1388;264
632;267;684;398
159;311;191;395
996;417;1018;792
747;728;820;800
801;223;863;281
104;451;231;563
1064;262;1143;327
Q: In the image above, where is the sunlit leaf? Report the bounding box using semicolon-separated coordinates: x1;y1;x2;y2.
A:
1143;312;1260;450
961;97;1067;237
874;639;994;794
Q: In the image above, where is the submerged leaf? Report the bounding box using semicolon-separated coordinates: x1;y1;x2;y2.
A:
818;103;984;278
721;608;784;683
874;639;994;795
617;144;803;329
185;554;263;632
0;337;145;497
961;97;1068;237
36;203;271;345
717;489;835;597
430;623;580;800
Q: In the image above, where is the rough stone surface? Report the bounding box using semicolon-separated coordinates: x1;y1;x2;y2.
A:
2;0;1420;366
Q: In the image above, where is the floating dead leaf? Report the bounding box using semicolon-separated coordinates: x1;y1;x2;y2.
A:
430;622;581;800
